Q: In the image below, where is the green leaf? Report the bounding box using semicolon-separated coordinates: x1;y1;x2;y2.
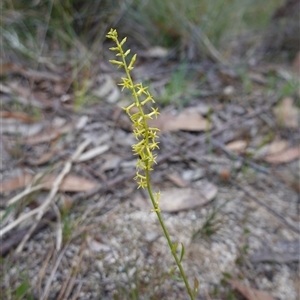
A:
193;277;199;296
172;242;178;254
179;242;185;262
16;281;30;297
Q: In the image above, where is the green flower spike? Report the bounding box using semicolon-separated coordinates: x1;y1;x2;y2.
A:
107;28;197;300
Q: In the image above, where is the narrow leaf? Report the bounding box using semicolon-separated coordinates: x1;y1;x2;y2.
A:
193;277;199;295
179;242;185;262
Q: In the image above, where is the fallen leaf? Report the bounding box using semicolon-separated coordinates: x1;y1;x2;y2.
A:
149;107;210;132
132;181;217;212
265;147;299;164
100;156;122;172
44;175;98;192
0;63;62;82
267;139;288;155
273;97;299;128
0;173;33;193
29;150;57;165
0;173;97;193
23;123;72;145
77;145;110;162
0;111;37;123
165;172;188;188
228;280;276;300
225;140;247;153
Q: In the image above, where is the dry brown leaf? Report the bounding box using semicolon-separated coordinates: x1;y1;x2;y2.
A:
100;156;122;172
228;280;275;300
77;145;110;162
42;175;97;192
165;173;188;188
225;140;247;153
133;182;217;212
30;150;57;165
265;147;300;164
0;173;97;193
0;111;37;123
0;173;33;193
0;63;62;82
149;108;210;132
23;123;72;145
267;139;288;155
273;97;299;128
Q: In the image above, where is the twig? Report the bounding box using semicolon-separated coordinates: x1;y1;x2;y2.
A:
69;279;83;300
38;244;55;299
7;183;48;206
41;245;69;300
232;180;300;235
0;139;90;247
63;238;86;300
52;201;62;251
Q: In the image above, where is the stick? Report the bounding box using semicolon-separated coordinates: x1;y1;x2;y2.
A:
1;140;90;245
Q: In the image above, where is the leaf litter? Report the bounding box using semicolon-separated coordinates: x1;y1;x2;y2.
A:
1;50;299;300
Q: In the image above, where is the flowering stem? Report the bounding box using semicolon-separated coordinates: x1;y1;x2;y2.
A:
145;168;195;300
106;29;197;299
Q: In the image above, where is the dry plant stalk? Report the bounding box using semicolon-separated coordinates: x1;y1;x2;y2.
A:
107;28;198;299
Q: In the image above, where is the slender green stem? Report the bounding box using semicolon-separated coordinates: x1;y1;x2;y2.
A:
146;169;195;300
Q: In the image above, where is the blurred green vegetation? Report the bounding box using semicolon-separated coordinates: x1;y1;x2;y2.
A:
1;0;282;63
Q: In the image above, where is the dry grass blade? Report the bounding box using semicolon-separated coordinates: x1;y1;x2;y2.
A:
7;183;48;206
60;238;86;300
37;244;55;299
41;245;69;300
